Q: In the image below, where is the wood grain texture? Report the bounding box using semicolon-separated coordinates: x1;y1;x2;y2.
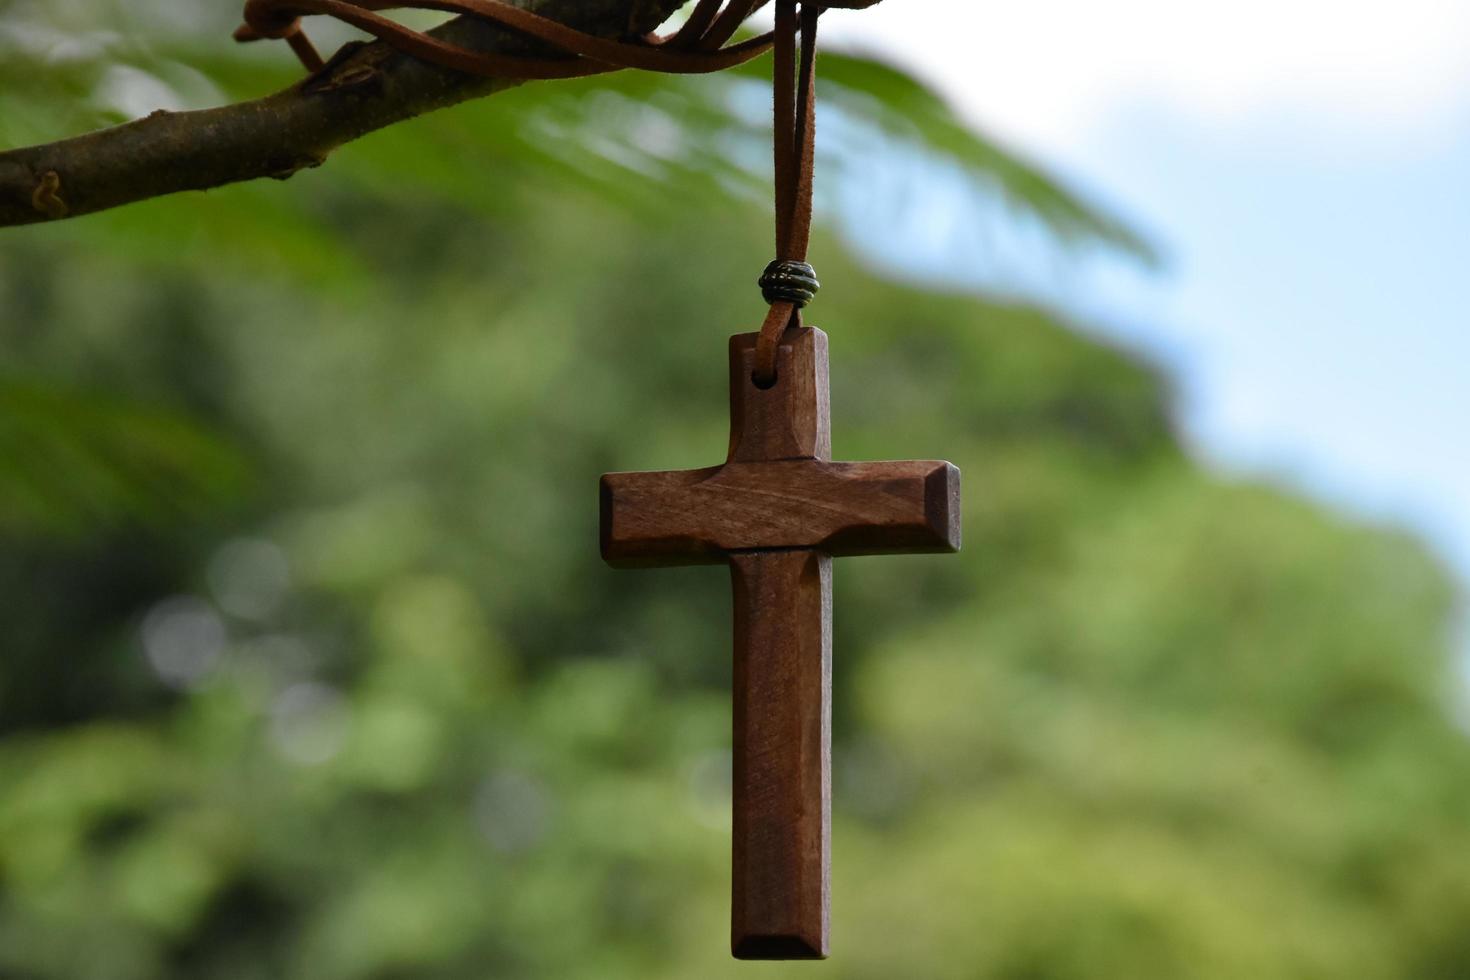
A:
730;549;830;960
600;326;961;959
601;459;960;565
728;328;830;463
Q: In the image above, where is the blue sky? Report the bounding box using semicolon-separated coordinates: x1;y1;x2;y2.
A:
1077;103;1470;575
822;2;1470;595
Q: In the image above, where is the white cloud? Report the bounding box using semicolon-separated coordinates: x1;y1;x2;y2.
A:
820;0;1470;152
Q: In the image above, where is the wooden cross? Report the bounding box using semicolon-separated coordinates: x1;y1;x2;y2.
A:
600;327;961;960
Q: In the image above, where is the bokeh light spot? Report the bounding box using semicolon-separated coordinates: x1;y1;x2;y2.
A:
141;595;225;691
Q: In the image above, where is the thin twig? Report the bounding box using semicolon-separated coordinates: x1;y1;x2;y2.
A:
0;0;687;228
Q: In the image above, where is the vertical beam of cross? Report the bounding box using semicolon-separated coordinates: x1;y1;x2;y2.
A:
730;548;831;958
601;327;961;959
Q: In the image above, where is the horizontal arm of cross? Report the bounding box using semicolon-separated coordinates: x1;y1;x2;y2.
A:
600;458;961;567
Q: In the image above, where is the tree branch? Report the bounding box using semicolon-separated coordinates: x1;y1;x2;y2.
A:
0;0;688;229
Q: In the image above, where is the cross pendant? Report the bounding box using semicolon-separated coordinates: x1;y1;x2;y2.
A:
600;327;961;959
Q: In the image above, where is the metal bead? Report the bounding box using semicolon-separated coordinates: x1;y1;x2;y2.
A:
759;260;820;308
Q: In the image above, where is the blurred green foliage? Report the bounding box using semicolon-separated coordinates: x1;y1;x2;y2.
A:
2;5;1469;979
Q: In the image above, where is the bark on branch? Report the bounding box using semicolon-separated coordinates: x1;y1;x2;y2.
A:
0;0;687;228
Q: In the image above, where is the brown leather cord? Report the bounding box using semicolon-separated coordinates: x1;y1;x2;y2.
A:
237;0;842;385
751;0;818;386
680;0;742;48
236;0;778;79
699;0;769;50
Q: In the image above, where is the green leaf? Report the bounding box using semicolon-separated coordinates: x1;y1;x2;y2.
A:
0;380;248;536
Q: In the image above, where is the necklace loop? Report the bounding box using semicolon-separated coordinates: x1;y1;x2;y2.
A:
236;0;779;79
751;1;820;387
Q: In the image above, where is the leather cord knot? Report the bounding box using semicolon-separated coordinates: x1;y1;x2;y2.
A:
235;1;324;70
236;1;302;39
